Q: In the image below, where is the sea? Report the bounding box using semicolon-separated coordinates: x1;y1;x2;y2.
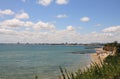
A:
0;44;97;79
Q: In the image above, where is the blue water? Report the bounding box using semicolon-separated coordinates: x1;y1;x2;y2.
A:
0;44;95;79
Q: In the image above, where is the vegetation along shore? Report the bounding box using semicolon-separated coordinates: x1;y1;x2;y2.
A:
59;41;120;79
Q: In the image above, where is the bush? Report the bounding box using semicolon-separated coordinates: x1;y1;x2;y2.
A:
59;42;120;79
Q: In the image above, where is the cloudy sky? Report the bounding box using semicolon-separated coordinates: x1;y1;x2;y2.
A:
0;0;120;43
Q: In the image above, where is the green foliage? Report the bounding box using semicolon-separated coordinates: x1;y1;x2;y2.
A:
60;56;120;79
59;42;120;79
103;41;118;51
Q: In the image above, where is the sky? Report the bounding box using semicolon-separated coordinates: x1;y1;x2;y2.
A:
0;0;120;43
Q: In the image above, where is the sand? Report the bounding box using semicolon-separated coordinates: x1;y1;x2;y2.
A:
90;48;109;65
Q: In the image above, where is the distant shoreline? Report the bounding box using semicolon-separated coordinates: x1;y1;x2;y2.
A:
0;42;104;45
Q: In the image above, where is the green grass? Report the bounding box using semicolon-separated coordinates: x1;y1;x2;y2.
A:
59;55;120;79
59;43;120;79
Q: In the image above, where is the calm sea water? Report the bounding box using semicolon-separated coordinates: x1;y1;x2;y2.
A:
0;44;95;79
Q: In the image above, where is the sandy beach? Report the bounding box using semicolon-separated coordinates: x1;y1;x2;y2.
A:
90;48;109;65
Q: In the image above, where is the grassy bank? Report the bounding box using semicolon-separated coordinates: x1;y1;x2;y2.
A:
59;42;120;79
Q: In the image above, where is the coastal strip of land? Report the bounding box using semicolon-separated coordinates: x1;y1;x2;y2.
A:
90;48;109;65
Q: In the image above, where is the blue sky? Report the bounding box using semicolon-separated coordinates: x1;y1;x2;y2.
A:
0;0;120;43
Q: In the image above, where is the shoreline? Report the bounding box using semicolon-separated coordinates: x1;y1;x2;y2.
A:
90;48;109;65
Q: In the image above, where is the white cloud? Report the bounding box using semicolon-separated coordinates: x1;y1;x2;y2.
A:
21;0;26;2
0;19;34;29
25;28;31;31
33;21;55;30
66;26;75;31
80;17;90;22
56;14;67;18
38;0;53;6
0;18;56;31
24;21;34;27
0;9;120;43
0;28;18;35
56;0;69;5
37;0;69;6
82;32;115;43
15;12;29;19
0;9;14;17
0;19;24;28
0;25;120;43
102;26;120;33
